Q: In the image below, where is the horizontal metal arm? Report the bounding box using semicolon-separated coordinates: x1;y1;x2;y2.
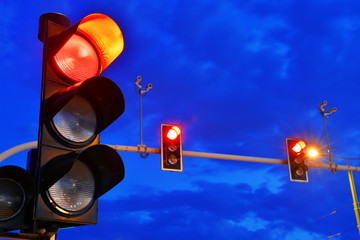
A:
1;142;359;172
110;145;360;172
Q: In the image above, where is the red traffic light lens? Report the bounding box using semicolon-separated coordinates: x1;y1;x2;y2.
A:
54;34;99;82
292;140;306;153
166;126;181;140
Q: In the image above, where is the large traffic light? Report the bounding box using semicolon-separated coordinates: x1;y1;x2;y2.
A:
33;12;125;231
286;138;308;182
161;124;183;172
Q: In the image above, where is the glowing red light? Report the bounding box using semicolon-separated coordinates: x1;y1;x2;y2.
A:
54;34;99;82
167;126;181;140
292;140;306;153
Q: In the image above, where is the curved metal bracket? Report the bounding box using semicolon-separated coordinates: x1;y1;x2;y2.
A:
138;145;149;159
330;161;337;174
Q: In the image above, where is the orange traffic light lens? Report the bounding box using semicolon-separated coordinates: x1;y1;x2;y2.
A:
292;140;306;153
167;126;181;140
54;34;99;82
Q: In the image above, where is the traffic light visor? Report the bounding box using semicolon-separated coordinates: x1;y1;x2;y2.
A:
46;76;125;147
77;13;124;76
41;144;125;215
50;13;124;83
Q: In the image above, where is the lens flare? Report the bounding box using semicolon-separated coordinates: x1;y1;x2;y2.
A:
307;148;319;157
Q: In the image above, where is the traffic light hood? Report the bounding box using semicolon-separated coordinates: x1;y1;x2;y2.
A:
39;13;124;82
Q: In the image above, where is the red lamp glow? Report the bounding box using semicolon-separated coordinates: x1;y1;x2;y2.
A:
54;34;99;82
167;126;181;140
292;140;306;154
50;13;124;83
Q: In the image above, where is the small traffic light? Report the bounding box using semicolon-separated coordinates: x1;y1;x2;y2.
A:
0;165;34;230
33;12;125;231
161;124;183;172
286;138;308;182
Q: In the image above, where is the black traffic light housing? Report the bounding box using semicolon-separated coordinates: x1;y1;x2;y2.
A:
0;12;126;237
286;138;309;182
33;12;126;231
161;124;183;172
0;165;34;231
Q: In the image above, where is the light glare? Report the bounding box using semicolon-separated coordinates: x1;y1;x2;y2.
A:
307;149;319;157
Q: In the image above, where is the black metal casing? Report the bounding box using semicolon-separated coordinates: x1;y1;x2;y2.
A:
286;138;309;183
160;124;183;172
34;13;125;229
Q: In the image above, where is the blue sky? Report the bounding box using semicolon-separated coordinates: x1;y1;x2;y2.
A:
2;0;360;239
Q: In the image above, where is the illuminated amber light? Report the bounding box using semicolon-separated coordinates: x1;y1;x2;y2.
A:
77;13;124;74
292;140;306;153
307;148;319;157
167;126;181;140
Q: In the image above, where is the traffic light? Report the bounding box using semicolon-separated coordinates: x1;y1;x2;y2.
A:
33;12;125;231
161;124;183;172
0;165;34;231
286;138;308;182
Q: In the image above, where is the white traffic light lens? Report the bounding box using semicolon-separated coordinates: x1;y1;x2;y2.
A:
296;168;305;176
168;154;179;165
167;144;178;152
54;34;99;82
0;179;25;220
48;160;95;214
52;95;97;144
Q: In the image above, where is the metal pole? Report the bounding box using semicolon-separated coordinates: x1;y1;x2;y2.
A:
134;76;152;158
322;113;334;171
318;101;336;173
318;101;360;237
348;163;360;235
139;89;143;146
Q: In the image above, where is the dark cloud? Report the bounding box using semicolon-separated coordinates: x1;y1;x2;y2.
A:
59;178;359;239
